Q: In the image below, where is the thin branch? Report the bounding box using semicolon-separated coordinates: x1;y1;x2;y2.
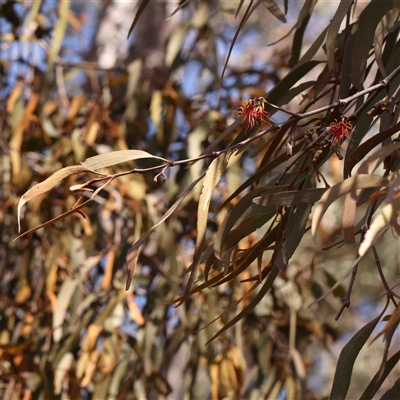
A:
372;245;399;307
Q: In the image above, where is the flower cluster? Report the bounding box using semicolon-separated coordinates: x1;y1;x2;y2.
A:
328;117;353;148
237;97;272;134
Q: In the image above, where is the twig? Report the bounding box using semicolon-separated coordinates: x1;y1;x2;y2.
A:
372;245;399;307
335;261;358;320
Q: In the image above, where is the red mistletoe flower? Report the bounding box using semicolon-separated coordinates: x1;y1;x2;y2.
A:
328;117;353;148
237;98;271;134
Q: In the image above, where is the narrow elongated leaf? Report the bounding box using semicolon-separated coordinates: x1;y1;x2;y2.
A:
359;195;400;257
82;150;167;171
53;254;104;342
369;306;400;392
329;309;386;400
288;13;311;67
179;155;231;302
16;179;111;240
351;0;395;89
339;24;356;98
17;165;90;232
217;142;304;212
341;189;359;243
380;378;400;400
125;174;205;290
235;0;245;18
344;104;374;173
220;0;255;89
254;188;326;207
206;266;280;344
266;61;321;107
311;175;390;241
342;126;400;242
374;8;400;77
345;121;400;176
127;0;150;39
326;0;352;70
295;26;328;68
54;353;74;394
166;0;189;21
268;0;316;46
46;0;69;86
277;204;310;269
199;118;243;164
165;23;188;67
277;81;316;106
197;153;230;250
214;186;282;261
357;141;400;175
260;0;286;23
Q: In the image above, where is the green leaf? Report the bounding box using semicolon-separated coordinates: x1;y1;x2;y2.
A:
326;0;352;70
199;117;243;160
288;13;311;67
127;0;150;39
357;141;400;175
344;103;373;174
206;266;280;344
125;174;205;290
283;0;288;14
268;0;316;46
266;61;321;108
253;188;326;207
294;26;328;68
345;121;400;176
214;185;284;262
53;253;104;342
235;0;245;18
374;7;400;77
339;23;356;98
351;0;395;89
211;222;279;288
220;1;255;89
279;203;311;268
260;0;286;23
277;81;316;106
329;310;386;400
311;175;390;242
379;378;400;400
360;350;400;400
166;0;189;21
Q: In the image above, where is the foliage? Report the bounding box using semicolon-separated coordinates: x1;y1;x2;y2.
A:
1;0;400;399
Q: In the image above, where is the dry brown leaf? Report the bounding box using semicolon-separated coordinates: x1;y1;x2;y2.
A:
6;79;23;114
85;324;103;352
210;362;220;400
46;290;57;313
82;149;167;171
46;263;58;292
101;248;116;290
76;351;89;380
17;165;91;232
80;348;100;387
85;120;100;146
15;281;31;304
126;294;145;326
68;95;85;120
